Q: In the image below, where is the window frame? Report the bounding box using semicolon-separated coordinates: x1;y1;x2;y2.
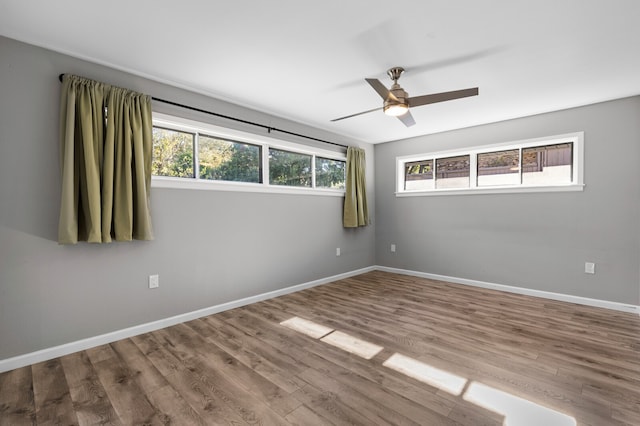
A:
396;132;584;197
151;113;346;196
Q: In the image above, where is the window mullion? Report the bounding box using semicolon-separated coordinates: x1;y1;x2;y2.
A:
311;155;316;188
519;147;523;184
263;145;270;185
193;132;200;180
470;152;478;188
433;157;438;188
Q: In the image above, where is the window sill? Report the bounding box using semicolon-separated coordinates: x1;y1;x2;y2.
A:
396;184;585;197
152;176;345;197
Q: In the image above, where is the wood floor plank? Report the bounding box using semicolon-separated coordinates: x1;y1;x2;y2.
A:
130;332;185;378
163;322;302;418
446;403;505;426
59;351;122;425
160;367;248;425
2;270;639;425
290;382;376;426
190;316;306;393
284;404;333;426
136;332;248;425
32;359;78;425
88;345;165;425
146;385;206;426
186;353;289;425
110;338;208;425
110;338;168;395
0;366;36;426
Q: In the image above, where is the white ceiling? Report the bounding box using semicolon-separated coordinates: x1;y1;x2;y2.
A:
1;0;639;144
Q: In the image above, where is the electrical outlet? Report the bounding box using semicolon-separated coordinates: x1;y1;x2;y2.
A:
336;247;341;257
149;274;159;288
391;244;396;253
584;262;595;274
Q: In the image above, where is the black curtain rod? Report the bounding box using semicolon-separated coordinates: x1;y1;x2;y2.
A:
58;74;348;150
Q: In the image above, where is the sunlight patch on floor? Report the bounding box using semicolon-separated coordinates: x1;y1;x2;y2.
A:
463;381;576;426
320;330;384;360
382;353;468;395
279;316;334;339
278;317;575;426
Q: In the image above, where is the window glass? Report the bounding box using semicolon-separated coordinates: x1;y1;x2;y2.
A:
436;155;470;189
316;157;346;189
522;143;573;185
405;160;434;190
199;135;261;183
477;149;520;187
152;127;194;178
269;148;312;187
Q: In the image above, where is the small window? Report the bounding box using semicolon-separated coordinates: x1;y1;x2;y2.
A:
316;157;346;189
396;132;584;196
477;149;520;187
152;127;195;178
269;148;312;187
435;155;470;189
199;135;262;183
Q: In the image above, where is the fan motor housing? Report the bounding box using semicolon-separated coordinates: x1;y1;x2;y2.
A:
384;84;409;109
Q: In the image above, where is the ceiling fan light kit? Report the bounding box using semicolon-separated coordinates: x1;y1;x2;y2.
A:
332;66;479;127
384;103;409;117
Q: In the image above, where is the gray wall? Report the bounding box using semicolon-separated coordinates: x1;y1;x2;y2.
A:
375;96;640;305
0;36;375;360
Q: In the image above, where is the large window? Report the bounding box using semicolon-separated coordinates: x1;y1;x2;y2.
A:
151;113;346;194
397;132;584;196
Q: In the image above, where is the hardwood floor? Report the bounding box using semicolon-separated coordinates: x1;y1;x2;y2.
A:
1;271;639;425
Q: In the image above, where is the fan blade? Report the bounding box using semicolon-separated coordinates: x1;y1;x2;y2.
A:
365;78;398;102
331;106;382;122
408;87;478;108
397;111;416;127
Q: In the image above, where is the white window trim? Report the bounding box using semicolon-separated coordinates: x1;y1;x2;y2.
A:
152;113;346;197
396;132;585;197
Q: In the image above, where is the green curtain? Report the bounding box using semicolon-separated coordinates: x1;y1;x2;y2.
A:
343;147;369;228
58;75;154;244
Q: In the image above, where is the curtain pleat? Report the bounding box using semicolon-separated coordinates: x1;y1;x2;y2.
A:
343;147;369;228
58;75;154;244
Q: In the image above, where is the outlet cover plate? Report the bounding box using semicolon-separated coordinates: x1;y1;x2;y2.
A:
584;262;595;274
149;274;159;288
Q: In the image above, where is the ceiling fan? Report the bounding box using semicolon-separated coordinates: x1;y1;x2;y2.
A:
331;67;479;127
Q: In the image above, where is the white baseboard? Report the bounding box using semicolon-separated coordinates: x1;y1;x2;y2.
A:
2;264;637;373
0;266;375;373
375;265;640;315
